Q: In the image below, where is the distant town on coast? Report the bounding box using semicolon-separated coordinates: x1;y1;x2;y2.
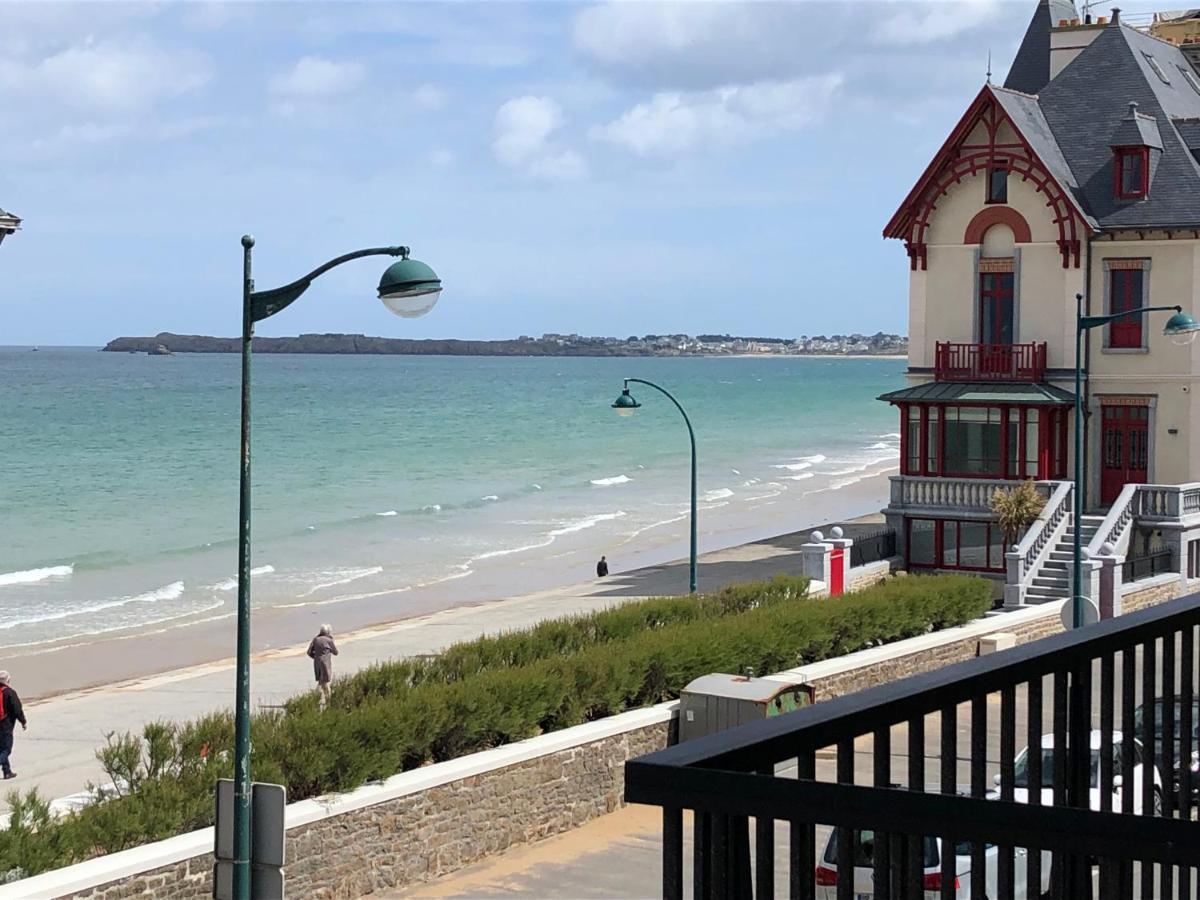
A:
102;330;908;357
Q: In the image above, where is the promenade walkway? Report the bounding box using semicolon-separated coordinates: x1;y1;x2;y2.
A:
5;521;875;813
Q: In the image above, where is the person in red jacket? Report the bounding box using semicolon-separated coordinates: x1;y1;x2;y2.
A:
0;671;27;780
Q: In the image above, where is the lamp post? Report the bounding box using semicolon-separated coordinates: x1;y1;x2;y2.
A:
232;237;441;899
611;378;698;593
1070;292;1199;628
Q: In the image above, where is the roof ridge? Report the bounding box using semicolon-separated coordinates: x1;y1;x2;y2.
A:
991;84;1041;100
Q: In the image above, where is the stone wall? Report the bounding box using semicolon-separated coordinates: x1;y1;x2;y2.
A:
21;711;674;900
1123;576;1183;613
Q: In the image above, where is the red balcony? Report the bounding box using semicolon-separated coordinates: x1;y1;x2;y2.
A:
934;341;1047;382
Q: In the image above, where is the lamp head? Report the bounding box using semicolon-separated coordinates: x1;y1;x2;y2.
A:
612;387;640;417
1164;309;1200;346
378;250;442;319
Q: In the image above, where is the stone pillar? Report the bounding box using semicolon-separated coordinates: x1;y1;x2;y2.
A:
829;526;854;592
801;530;833;589
1096;547;1123;619
1004;545;1026;608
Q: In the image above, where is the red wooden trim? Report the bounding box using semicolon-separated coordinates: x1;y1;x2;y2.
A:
964;206;1033;244
1114;147;1150;200
899;404;909;474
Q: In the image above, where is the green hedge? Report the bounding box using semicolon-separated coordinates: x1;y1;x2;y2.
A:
0;573;989;877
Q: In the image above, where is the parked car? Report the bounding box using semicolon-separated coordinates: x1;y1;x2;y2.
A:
996;730;1163;815
815;827;1049;899
1133;699;1200;806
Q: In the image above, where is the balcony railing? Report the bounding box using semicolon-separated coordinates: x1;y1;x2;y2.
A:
626;592;1200;899
934;341;1047;382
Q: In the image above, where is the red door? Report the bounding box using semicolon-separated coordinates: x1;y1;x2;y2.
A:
830;547;844;596
1100;404;1149;505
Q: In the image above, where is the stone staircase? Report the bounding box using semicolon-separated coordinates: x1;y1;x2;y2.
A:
1023;514;1104;604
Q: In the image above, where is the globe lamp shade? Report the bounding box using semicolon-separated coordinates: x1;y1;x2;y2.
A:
378;257;442;319
612;389;640;417
1164;310;1200;346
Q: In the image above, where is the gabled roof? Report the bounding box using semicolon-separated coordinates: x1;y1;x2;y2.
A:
883;83;1093;240
1005;0;1081;95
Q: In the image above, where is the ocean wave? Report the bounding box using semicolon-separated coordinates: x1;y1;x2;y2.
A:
421;504;442;512
376;510;398;517
741;478;761;486
210;565;274;592
301;566;385;596
772;462;812;472
731;468;741;475
0;564;74;587
867;441;898;450
532;484;542;491
549;511;627;536
793;454;827;464
3;599;228;652
878;432;902;439
702;488;734;502
591;474;632;486
0;580;186;631
481;495;499;502
785;473;815;481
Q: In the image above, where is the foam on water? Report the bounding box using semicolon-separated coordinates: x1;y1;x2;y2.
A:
590;474;632;486
0;580;186;631
703;488;735;502
0;564;74;587
376;510;398;517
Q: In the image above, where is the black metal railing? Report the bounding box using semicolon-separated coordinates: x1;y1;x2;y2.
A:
850;528;897;568
1124;547;1175;584
626;592;1200;899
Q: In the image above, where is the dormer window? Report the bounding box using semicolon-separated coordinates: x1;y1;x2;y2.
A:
986;164;1008;204
1115;147;1149;199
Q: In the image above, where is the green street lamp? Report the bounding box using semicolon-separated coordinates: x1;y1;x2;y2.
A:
611;379;698;593
1070;293;1199;628
231;236;441;899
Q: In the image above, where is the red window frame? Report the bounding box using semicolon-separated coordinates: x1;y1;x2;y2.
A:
897;403;1067;480
1108;267;1145;349
907;517;1006;573
1114;147;1149;200
978;272;1015;346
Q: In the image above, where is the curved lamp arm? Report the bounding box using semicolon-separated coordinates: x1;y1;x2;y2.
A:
249;245;409;323
623;378;696;446
1080;304;1182;331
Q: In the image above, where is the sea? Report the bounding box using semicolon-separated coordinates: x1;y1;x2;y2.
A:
0;348;905;652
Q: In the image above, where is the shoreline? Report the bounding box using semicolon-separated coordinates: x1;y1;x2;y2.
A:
13;469;895;702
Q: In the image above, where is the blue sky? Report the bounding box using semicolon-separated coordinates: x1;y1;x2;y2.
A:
0;1;1156;344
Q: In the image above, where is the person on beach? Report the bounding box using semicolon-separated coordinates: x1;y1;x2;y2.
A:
0;672;27;780
306;625;338;711
596;555;609;578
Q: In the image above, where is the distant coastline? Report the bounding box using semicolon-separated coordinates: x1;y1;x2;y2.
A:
102;331;909;358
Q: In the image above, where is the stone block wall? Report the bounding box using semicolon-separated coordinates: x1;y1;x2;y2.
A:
1123;578;1183;613
59;720;671;900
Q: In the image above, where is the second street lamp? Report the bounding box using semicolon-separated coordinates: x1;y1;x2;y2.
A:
1069;292;1200;629
611;379;698;594
231;237;441;900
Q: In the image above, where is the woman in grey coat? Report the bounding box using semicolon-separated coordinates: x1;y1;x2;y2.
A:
306;624;339;711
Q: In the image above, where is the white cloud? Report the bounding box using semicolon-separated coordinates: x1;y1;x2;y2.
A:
270;56;365;98
0;38;212;113
493;95;588;181
872;0;1003;45
593;74;844;158
412;83;447;110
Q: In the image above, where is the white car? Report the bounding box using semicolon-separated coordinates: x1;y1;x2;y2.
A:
815;827;1047;899
999;730;1163;815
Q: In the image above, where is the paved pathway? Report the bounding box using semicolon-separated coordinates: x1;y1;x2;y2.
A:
4;522;866;812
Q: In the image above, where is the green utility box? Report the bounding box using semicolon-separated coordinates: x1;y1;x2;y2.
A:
678;673;810;742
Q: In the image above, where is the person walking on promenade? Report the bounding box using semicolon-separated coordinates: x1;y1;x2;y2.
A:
306;625;338;711
0;671;27;780
596;555;609;578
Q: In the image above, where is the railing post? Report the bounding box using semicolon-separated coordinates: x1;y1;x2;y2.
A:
1096;549;1123;618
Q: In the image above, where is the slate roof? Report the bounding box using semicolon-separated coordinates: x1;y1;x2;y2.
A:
1005;0;1081;94
1033;19;1200;229
878;382;1075;405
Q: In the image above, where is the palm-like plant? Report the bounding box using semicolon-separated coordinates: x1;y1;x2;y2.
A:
990;480;1047;548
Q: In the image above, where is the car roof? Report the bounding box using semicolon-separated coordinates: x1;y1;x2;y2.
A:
1038;730;1122;750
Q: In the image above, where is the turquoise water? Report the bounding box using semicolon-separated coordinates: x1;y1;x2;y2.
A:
0;349;904;648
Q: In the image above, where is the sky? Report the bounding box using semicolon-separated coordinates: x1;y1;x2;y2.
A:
0;0;1164;344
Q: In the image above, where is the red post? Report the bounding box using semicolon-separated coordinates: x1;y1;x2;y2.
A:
830;547;845;596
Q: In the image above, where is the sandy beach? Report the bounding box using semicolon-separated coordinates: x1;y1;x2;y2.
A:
8;467;894;702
